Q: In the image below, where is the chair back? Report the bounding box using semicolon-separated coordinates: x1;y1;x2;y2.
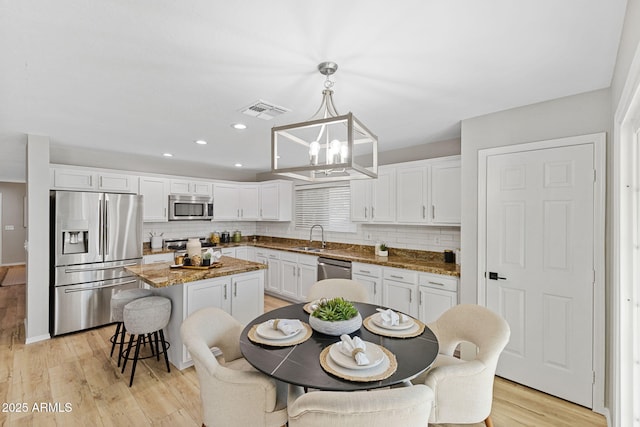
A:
181;307;286;427
287;384;434;427
307;278;368;303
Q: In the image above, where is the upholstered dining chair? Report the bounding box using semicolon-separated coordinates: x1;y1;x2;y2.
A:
412;304;510;427
180;307;288;427
307;278;368;303
287;384;434;427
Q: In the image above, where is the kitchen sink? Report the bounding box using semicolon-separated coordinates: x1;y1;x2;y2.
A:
292;246;325;252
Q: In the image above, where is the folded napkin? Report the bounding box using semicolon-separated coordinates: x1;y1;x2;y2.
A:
339;334;369;365
266;319;303;336
376;308;409;326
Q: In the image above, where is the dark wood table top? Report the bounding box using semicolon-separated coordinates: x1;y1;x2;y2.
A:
239;302;439;391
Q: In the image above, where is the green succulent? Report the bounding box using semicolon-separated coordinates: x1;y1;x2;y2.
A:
311;297;358;321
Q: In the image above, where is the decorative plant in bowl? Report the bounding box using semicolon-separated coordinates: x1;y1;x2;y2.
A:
378;243;389;257
309;297;362;336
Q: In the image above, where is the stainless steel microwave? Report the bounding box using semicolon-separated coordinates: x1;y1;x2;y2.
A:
168;195;214;221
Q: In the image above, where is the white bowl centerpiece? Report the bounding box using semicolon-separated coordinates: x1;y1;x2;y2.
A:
308;297;362;336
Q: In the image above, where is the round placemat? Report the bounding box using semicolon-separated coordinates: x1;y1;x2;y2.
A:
319;344;397;382
363;315;426;338
248;322;312;347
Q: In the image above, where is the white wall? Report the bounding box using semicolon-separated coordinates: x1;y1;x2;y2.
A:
25;134;50;343
0;182;27;265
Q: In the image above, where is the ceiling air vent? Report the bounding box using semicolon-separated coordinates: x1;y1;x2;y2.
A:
240;100;290;120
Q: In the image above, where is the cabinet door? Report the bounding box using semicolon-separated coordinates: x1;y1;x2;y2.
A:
418;286;457;324
396;166;428;223
260;183;280;220
99;173;136;193
350;179;371;222
371;168;396;222
192;182;211;196
352;274;381;305
231;273;264;325
53;168;97;190
143;252;175;264
255;253;269;287
265;256;281;293
298;262;317;302
382;280;417;316
213;184;239;219
239;185;259;220
169;180;192;195
430;161;461;225
139;177;169;222
280;259;299;300
186;278;231;317
235;246;249;260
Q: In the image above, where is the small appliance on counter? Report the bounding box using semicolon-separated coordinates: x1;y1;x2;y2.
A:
221;231;231;243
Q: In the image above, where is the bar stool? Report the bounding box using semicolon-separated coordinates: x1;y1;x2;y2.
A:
121;296;171;386
110;288;154;367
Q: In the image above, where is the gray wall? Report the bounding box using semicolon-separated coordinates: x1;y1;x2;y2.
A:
0;182;27;265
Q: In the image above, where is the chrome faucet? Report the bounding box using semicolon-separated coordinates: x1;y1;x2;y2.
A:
310;224;326;249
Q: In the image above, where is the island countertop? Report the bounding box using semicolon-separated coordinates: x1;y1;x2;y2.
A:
126;256;267;288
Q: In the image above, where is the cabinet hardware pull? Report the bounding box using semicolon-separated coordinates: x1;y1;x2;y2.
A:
390;274;403;279
371;206;375;219
90;175;93;187
224;284;227;299
419;292;423;305
432;205;435;219
374;283;377;295
99;176;102;187
234;283;237;297
360;270;371;274
422;205;426;218
428;281;445;287
364;207;368;219
297;266;300;276
409;289;412;302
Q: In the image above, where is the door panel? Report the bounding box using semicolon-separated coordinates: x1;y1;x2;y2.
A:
485;144;594;407
104;193;143;262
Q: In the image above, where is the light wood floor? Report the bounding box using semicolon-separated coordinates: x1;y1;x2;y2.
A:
0;284;605;426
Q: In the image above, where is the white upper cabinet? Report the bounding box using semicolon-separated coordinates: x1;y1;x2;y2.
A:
213;180;292;222
396;156;461;226
351;166;396;223
139;177;169;222
50;167;136;193
259;180;292;221
169;179;211;196
430;160;461;225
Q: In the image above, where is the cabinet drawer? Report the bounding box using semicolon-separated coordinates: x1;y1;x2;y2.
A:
352;262;382;278
280;251;298;262
383;267;418;284
418;273;457;292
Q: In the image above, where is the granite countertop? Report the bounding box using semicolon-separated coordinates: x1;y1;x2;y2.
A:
142;238;460;278
126;256;267;288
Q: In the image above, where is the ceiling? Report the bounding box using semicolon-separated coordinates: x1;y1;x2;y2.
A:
0;0;628;178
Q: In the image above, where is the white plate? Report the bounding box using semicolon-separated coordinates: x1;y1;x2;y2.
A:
256;322;303;340
328;341;385;370
371;312;414;330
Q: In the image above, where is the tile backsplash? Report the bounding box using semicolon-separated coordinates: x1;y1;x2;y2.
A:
143;221;460;252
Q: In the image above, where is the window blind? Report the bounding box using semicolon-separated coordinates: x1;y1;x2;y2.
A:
295;183;356;233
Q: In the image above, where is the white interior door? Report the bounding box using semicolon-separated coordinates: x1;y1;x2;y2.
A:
485;143;595;408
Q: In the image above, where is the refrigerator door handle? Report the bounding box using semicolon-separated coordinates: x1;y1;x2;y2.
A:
64;262;138;273
98;195;104;256
63;279;138;293
104;196;109;255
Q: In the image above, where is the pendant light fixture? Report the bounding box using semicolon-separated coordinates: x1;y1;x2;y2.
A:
271;61;378;181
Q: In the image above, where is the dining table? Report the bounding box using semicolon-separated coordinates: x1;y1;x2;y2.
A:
239;302;440;391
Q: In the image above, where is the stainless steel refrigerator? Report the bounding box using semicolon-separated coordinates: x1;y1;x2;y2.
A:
50;190;143;336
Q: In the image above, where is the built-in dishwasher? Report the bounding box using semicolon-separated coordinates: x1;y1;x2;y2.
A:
317;257;352;280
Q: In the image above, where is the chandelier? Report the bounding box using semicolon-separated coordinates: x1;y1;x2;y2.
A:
271;61;378;181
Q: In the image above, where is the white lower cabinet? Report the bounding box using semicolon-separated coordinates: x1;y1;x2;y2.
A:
220;247;236;257
351;262;382;305
279;252;318;302
142;252;175;264
417;272;458;324
382;267;457;321
255;249;281;294
180;271;264;366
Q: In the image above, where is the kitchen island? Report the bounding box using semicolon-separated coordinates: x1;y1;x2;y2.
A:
126;256;266;370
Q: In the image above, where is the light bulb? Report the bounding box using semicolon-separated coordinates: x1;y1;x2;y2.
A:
309;141;320;165
340;142;348;163
329;139;341;165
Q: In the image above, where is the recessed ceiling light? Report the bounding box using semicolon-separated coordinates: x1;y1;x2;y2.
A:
163;153;173;157
195;139;207;145
231;123;247;130
234;163;243;167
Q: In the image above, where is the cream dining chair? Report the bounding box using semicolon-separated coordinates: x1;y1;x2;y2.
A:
287;384;434;427
180;307;288;427
412;304;510;427
307;278;368;303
